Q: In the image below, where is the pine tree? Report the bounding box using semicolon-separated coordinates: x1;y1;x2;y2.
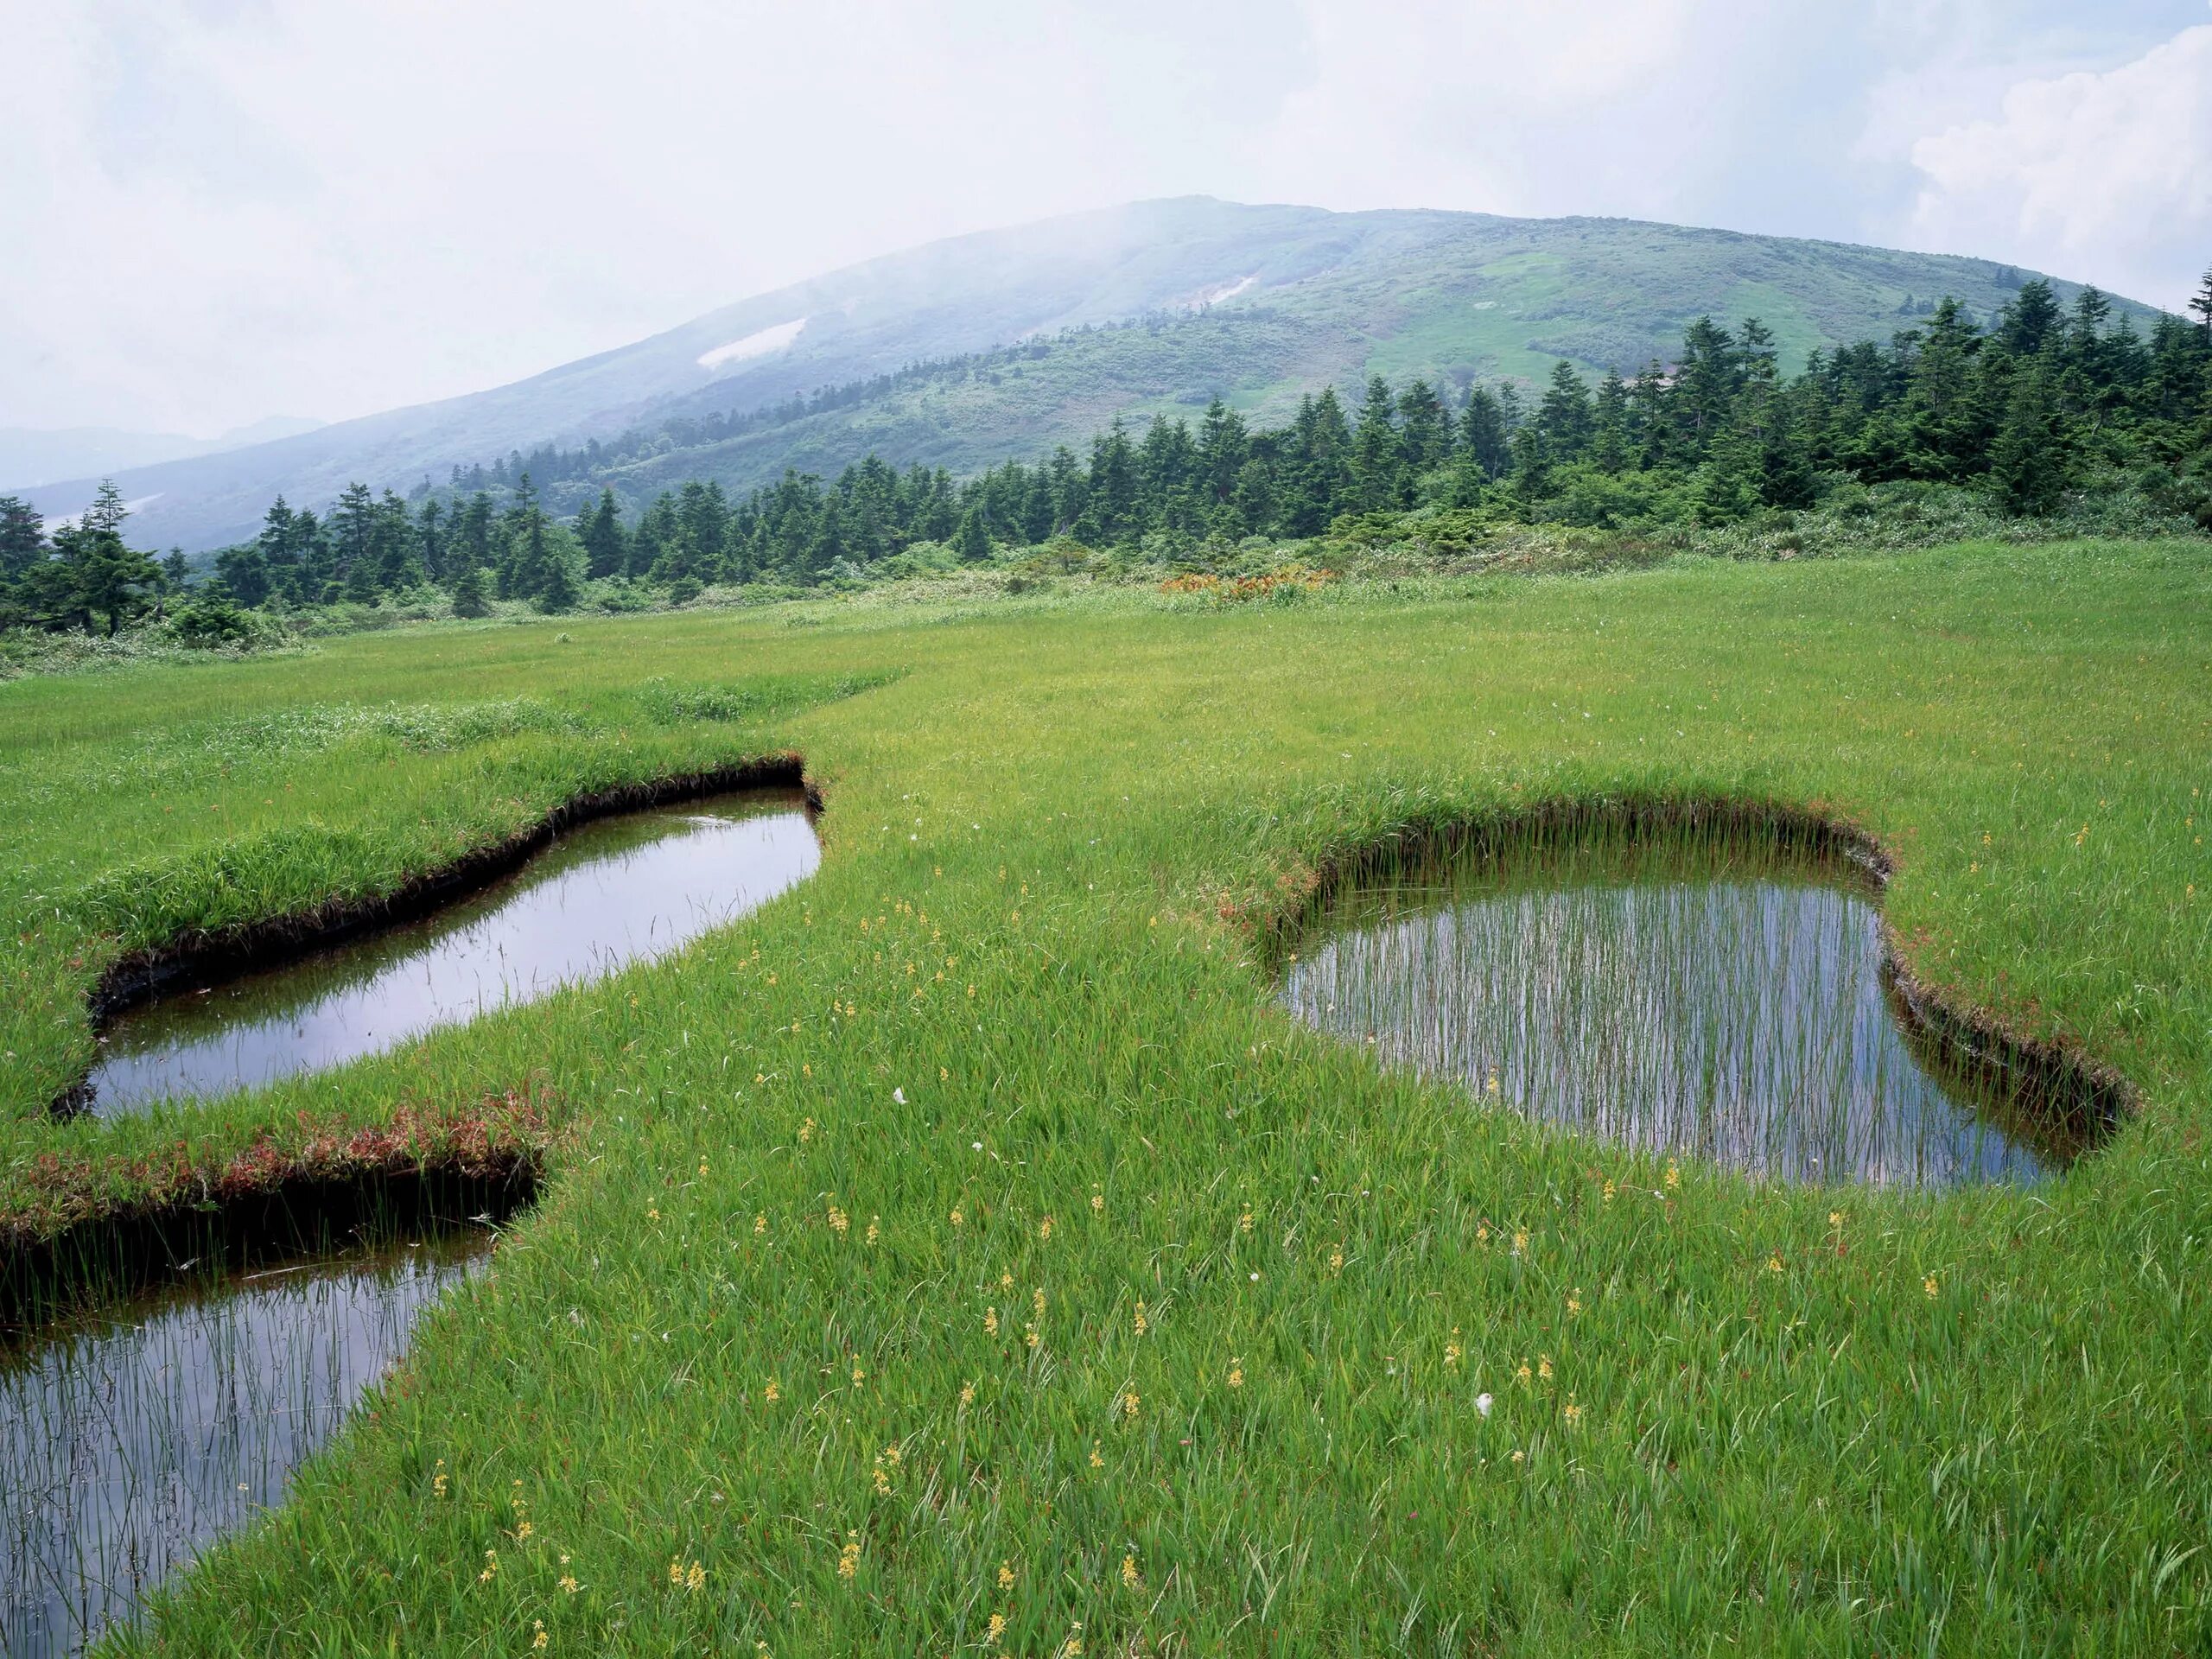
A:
449;560;490;618
1992;361;2069;516
955;506;991;564
582;488;627;578
0;495;44;582
52;481;161;634
2191;264;2212;333
536;546;580;613
1458;387;1511;480
1348;375;1405;512
1535;361;1594;461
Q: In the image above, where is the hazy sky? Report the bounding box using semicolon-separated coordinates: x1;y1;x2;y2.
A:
5;0;2208;435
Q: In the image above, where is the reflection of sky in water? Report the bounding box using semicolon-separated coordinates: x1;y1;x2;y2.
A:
0;1234;482;1659
87;793;819;1115
1284;874;2050;1187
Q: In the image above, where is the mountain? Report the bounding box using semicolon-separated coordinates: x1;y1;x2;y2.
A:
21;198;2164;551
0;416;325;493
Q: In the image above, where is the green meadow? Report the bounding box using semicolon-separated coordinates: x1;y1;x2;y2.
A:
3;539;2209;1655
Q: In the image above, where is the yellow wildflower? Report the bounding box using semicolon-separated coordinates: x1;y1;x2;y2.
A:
1122;1554;1141;1590
753;1212;768;1235
1090;1442;1105;1469
1228;1357;1244;1389
533;1622;549;1651
997;1560;1015;1591
960;1381;976;1408
838;1531;861;1580
984;1306;1000;1337
764;1380;780;1403
1134;1300;1149;1337
1664;1160;1681;1192
986;1611;1007;1645
1538;1353;1554;1382
800;1116;816;1142
1924;1274;1940;1299
1445;1328;1463;1368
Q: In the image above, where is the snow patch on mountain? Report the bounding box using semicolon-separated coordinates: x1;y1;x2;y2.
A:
697;318;809;371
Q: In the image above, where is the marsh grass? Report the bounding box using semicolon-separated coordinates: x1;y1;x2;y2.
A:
2;1213;502;1658
0;538;2204;1655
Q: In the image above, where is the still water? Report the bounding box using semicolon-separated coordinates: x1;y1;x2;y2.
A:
0;1224;489;1657
1282;836;2107;1186
83;789;820;1114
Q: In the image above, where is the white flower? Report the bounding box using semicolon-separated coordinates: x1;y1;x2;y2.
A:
893;1087;906;1104
1475;1392;1494;1417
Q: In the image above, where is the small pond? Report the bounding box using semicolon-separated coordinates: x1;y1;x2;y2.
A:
1281;827;2111;1186
81;788;820;1115
1;1213;499;1657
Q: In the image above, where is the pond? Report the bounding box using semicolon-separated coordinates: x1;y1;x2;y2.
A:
0;1208;505;1658
79;788;820;1116
1281;823;2113;1186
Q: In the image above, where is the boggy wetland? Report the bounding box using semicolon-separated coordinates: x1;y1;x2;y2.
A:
0;541;2206;1655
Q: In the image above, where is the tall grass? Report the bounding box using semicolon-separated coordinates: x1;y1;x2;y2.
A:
0;538;2205;1654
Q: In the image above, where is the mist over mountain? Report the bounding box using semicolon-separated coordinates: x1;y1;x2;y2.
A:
0;416;325;493
22;197;2163;552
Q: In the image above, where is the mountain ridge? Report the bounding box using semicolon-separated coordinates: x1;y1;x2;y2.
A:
22;197;2165;550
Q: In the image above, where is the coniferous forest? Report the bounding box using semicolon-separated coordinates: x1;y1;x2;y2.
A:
5;276;2210;639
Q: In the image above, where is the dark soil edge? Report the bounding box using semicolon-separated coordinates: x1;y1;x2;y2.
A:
1260;792;2137;1161
86;752;818;1022
0;1159;539;1341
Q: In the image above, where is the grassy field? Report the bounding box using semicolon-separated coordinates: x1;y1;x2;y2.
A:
2;539;2209;1655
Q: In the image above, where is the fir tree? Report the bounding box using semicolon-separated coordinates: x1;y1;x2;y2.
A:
449;560;490;617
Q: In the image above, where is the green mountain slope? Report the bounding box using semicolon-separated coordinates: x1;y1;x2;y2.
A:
24;198;2162;548
525;210;2164;518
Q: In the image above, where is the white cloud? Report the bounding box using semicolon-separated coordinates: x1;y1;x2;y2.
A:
1904;15;2212;308
0;2;2194;435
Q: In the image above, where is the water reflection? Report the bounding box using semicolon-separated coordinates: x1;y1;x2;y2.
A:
0;1227;486;1657
1283;838;2101;1186
85;789;819;1114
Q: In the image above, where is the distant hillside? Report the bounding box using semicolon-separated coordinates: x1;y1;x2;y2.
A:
22;198;2164;550
0;416;324;493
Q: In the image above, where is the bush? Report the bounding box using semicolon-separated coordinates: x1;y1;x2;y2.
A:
167;596;280;650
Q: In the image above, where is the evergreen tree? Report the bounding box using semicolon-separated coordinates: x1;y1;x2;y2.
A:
1992;361;2069;516
1458;386;1511;480
52;482;161;635
2191;264;2212;334
1535;360;1594;461
582;488;627;579
1349;375;1406;512
955;506;991;563
536;543;581;612
449;559;491;617
0;495;44;582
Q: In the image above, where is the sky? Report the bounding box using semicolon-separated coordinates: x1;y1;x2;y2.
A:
3;0;2208;437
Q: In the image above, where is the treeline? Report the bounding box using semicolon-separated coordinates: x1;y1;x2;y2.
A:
4;276;2209;631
